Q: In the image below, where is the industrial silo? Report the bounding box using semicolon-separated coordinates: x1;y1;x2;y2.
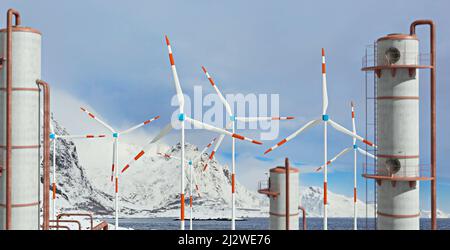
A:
0;9;42;230
258;158;300;230
362;20;436;230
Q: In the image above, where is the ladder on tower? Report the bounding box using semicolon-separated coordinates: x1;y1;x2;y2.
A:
363;43;378;230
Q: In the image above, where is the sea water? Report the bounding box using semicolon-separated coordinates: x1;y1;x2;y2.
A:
104;218;450;230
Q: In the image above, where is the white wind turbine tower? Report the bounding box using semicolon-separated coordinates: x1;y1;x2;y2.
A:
156;136;214;231
79;107;160;230
315;102;376;230
118;123;210;230
164;36;262;230
264;49;376;230
201;66;294;230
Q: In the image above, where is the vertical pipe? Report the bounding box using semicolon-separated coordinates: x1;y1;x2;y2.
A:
285;158;290;230
36;79;50;230
298;206;307;230
5;8;21;230
410;20;436;230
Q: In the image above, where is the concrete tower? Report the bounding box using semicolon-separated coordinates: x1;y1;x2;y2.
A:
362;20;437;230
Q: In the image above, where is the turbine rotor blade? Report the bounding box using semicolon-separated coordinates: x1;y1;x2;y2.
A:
203;134;225;171
111;140;116;182
157;152;189;164
121;123;174;174
264;119;320;155
120;115;160;135
57;134;107;139
165;35;185;112
201;66;233;116
357;147;377;159
316;147;352;172
185;117;262;145
235;116;295;122
328;119;376;147
150;123;173;144
351;102;356;144
80;107;116;133
322;48;329;115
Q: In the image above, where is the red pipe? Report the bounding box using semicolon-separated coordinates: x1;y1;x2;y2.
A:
0;57;4;71
92;221;109;230
50;219;82;230
298;206;307;230
49;225;70;230
57;213;94;230
410;20;436;230
285;158;290;230
36;79;51;230
5;8;21;230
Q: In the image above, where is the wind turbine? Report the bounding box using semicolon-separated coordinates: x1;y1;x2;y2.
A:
315;102;376;230
47;114;108;223
164;35;262;230
264;49;376;230
201;66;294;230
118;123;208;230
79;107;160;229
158;150;206;230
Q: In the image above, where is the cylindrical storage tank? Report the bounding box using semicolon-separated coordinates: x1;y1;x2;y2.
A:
269;166;299;230
0;26;42;230
375;34;420;230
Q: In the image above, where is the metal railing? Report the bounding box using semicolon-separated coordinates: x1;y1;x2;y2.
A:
363;163;431;179
362;44;431;68
257;179;269;191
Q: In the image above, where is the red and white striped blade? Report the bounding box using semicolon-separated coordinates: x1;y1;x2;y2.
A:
120;115;161;135
193;174;201;198
203;134;225;171
80;107;116;133
185;117;262;145
157;152;190;164
316;146;352;172
165;36;185;112
120;123;174;174
351;102;356;144
322;48;329;115
57;134;107;139
357;147;376;159
111;140;116;182
201;66;233;117
193;136;218;166
199;137;217;155
328;119;376;147
264;119;320;155
235;116;295;122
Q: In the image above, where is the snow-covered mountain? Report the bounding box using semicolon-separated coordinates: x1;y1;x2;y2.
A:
49;114;114;215
50;116;449;219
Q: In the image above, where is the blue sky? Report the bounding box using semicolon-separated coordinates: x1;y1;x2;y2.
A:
2;0;449;213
